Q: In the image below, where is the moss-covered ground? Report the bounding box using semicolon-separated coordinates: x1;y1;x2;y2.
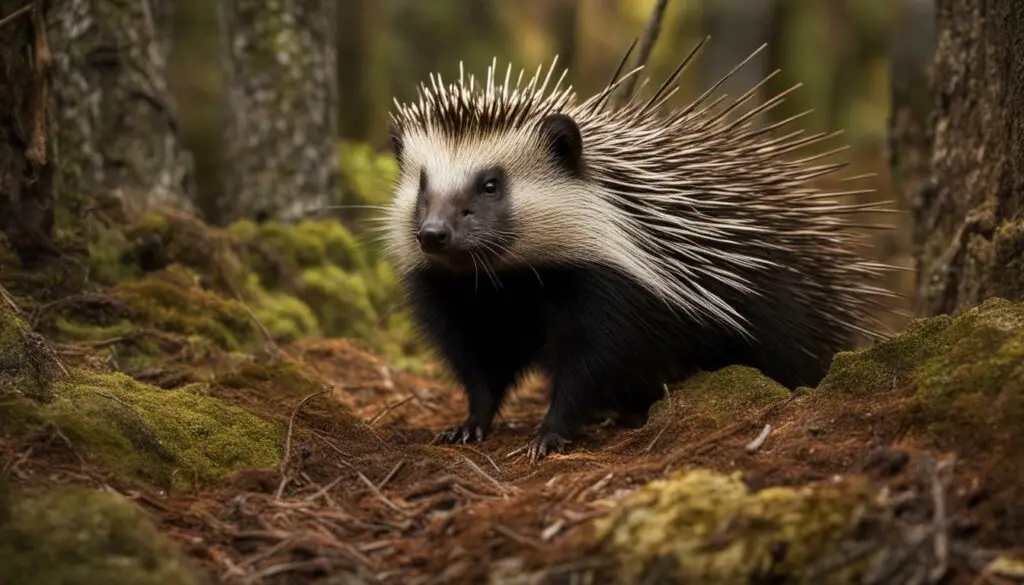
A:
1;191;1023;584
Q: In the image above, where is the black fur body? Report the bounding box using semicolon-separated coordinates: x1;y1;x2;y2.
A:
405;258;834;459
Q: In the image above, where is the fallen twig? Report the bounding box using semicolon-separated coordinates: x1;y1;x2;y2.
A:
339;460;410;517
582;472;614;500
0;284;22;315
744;423;773;453
644;425;668;453
459;444;501;473
367;394;415;426
493;523;542;549
275;386;333;500
377;457;405;490
541;519;565;542
928;455;955;583
303;472;348;503
460;454;514;497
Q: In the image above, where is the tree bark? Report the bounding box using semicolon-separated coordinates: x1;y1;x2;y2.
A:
218;0;339;224
0;1;58;266
47;0;195;218
890;0;1024;317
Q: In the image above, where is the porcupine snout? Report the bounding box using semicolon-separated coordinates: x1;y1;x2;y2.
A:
416;220;452;254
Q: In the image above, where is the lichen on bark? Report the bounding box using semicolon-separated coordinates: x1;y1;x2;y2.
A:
47;0;195;217
217;0;339;223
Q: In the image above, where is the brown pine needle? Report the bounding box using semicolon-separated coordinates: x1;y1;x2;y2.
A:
275;387;332;500
367;394;415;426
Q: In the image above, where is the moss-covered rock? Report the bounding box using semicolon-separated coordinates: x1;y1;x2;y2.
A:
817;298;1024;466
656;366;791;427
1;368;281;491
72;203;424;363
0;484;201;585
596;469;878;584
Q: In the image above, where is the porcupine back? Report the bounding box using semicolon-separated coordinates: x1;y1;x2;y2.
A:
564;41;896;377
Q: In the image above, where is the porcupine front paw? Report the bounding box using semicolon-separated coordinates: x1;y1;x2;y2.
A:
511;428;571;464
433;420;488;445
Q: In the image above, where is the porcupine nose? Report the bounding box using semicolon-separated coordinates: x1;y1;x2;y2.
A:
417;221;452;254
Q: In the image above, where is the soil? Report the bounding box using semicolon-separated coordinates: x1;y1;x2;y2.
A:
4;327;1022;585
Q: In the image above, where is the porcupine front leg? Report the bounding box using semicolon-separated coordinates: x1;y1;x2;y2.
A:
517;266;663;463
434;357;519;444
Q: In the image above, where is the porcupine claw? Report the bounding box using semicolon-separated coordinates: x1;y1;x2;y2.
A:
433;420;488;445
508;430;571;464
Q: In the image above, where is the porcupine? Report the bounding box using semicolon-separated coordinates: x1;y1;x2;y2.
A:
382;39;897;463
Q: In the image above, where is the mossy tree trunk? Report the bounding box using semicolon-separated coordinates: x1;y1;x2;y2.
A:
890;0;1024;317
48;0;195;219
217;0;339;224
0;1;59;266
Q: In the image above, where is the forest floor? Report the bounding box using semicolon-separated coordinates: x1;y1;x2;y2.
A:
2;214;1023;585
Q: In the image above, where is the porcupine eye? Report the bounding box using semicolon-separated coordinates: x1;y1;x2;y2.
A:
476;167;504;200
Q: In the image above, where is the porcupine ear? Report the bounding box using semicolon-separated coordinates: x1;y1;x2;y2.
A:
538;113;583;177
387;122;404;167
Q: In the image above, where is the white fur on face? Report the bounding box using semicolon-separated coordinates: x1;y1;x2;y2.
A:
384;125;683;320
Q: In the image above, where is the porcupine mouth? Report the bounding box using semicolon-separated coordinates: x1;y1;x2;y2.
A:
422;246;503;274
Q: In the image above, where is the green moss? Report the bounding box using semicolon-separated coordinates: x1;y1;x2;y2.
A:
299;265;377;337
658;366;790;428
46;152;425;371
1;369;281;490
337;140;399;206
596;469;877;584
248;282;320;342
87;221;142;286
117;265;260;351
0;302;30;367
816;313;953;397
245;220;367;272
0;484;201;585
809;298;1024;473
902;299;1024;453
54;317;134;342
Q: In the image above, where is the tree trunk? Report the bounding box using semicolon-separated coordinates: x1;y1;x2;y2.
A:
336;0;370;143
890;0;1024;317
0;1;58;266
48;0;195;218
218;0;339;224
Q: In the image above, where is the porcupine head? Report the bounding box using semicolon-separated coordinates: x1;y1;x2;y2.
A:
382;60;636;279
